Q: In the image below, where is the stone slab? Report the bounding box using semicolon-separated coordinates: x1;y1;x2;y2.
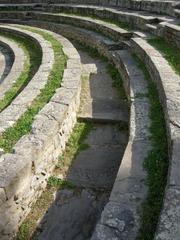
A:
67;146;125;189
84;123;128;146
78;98;129;123
38;189;108;240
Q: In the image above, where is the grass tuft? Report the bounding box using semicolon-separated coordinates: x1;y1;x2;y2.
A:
47;176;75;189
17;223;29;240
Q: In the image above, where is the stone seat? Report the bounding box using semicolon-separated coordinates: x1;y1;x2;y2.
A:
3;19;123;56
131;37;180;240
0;10;133;42
27;11;133;42
0;0;176;16
0;3;176;28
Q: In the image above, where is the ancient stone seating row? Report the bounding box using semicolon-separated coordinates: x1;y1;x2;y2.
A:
0;3;175;30
29;12;132;42
0;28;82;240
131;37;180;240
0;35;25;100
0;4;179;49
0;0;177;16
0;24;54;134
0;11;132;42
26;6;180;49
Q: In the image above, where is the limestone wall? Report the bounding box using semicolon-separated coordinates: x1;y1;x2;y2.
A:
0;29;81;240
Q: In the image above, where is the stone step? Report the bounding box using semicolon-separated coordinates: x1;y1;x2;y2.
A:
78;98;129;123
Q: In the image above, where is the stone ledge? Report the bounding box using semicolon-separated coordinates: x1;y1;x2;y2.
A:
12;19;119;59
0;5;175;33
130;37;180;240
0;28;81;239
26;12;132;42
0;0;175;16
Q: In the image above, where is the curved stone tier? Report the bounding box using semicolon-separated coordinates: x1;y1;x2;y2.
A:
0;35;25;100
131;37;180;240
0;28;81;240
0;6;175;32
0;0;177;16
27;12;132;42
0;7;178;47
0;24;54;133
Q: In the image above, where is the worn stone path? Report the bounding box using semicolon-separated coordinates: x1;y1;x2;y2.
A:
35;47;128;240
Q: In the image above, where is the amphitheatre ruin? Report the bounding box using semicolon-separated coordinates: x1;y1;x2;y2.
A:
0;0;179;239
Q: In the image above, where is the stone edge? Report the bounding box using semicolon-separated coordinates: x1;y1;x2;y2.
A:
131;37;180;240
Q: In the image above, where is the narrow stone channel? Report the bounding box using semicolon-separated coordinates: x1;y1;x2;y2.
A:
28;46;128;240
